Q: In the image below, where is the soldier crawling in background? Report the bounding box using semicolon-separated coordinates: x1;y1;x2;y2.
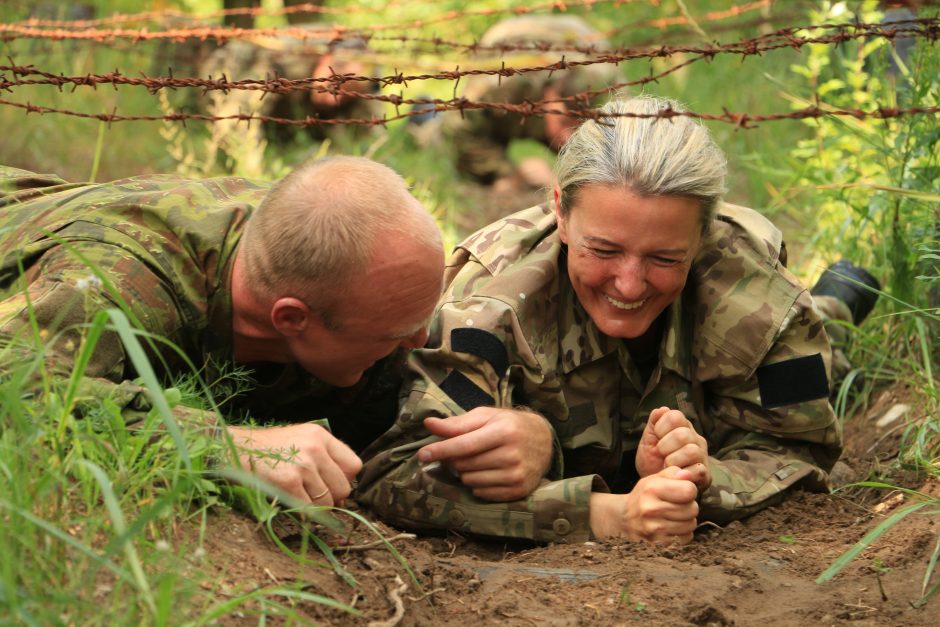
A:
447;15;622;192
201;25;382;145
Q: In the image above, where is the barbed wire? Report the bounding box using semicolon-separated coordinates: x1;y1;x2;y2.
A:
2;93;935;129
2;20;935;97
0;0;649;43
365;0;776;54
1;5;937;130
9;1;409;28
0;0;791;57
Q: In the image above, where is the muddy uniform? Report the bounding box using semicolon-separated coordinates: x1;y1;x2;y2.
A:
0;166;398;451
451;16;619;183
355;203;843;543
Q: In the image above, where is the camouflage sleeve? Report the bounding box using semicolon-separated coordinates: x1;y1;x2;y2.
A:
0;165;73;206
697;288;843;523
0;242;194;421
356;293;605;543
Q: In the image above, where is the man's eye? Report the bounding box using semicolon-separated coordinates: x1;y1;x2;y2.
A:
653;256;682;266
589;248;616;257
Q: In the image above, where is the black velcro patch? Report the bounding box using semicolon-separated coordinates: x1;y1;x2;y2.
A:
757;353;829;409
451;328;509;375
439;371;494;411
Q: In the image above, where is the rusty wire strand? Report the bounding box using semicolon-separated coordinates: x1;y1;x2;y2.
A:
8;0;434;28
1;94;937;130
2;20;937;97
1;0;650;42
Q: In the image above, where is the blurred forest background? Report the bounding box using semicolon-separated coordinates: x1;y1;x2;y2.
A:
4;0;935;278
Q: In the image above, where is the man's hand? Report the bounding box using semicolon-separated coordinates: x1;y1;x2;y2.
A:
417;407;553;502
635;406;711;491
227;423;362;507
589;466;699;544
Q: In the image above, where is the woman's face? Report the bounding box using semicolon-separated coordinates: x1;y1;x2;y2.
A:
556;184;702;340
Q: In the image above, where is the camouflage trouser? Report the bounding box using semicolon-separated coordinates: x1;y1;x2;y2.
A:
813;295;856;389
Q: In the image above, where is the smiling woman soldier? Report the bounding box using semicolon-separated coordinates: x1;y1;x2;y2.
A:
354;95;844;544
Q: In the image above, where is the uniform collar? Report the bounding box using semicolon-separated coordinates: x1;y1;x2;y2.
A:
557;257;694;381
557;253;620;374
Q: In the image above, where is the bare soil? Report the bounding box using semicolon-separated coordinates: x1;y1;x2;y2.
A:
188;383;939;626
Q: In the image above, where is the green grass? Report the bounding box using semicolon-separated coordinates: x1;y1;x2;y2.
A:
0;262;367;622
785;1;939;602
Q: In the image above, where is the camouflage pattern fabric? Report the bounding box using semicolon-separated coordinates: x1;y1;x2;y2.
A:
0;166;400;450
355;202;843;543
449;16;620;183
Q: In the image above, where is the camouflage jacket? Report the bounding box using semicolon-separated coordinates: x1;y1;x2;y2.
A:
356;203;843;543
450;16;620;182
0;166;398;449
201;37;382;143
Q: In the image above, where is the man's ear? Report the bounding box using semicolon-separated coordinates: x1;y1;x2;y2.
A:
553;186;569;244
270;297;311;336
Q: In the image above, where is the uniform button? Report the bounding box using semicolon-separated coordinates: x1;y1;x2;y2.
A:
552;517;571;536
447;508;466;526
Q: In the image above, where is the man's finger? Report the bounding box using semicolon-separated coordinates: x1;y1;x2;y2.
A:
326;436;363;480
418;423;501;463
423;414;489;438
301;472;334;506
458;467;523;489
446;447;512;473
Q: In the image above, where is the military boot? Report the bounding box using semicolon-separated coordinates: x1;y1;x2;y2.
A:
810;260;880;389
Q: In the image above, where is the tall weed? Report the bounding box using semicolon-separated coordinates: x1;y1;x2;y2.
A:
783;0;940;600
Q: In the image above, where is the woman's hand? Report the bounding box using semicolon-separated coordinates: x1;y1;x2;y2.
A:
589;466;699;544
635;406;711;491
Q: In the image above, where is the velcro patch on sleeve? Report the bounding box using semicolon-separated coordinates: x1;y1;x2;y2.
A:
757;353;829;409
439;370;494;411
451;328;509;375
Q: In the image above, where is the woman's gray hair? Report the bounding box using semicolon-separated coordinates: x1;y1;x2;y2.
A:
553;95;728;232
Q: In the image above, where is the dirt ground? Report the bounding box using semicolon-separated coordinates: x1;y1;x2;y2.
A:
188;383;939;626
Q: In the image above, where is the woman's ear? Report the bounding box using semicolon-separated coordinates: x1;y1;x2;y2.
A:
270;297;310;336
554;186;569;244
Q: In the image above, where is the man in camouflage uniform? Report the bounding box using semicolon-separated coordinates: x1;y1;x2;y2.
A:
201;27;381;144
354;96;853;543
0;157;447;506
450;15;621;189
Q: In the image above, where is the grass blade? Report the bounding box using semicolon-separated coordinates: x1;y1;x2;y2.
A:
816;501;931;584
0;497;133;586
310;532;358;588
921;533;940;598
59;309;110;432
190;586;359;626
79;460;157;614
105;308;191;471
